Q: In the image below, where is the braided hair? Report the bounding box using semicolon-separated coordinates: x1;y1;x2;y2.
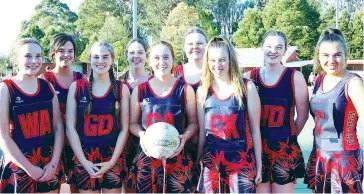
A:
86;41;120;118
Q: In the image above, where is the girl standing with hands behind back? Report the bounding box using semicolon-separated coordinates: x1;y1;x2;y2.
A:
0;38;64;193
66;41;129;193
245;31;309;193
196;36;262;193
304;28;363;193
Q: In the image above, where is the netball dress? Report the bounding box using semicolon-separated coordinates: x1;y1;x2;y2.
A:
197;79;256;193
73;79;126;191
44;71;83;183
0;78;65;193
128;79;195;193
304;73;363;193
250;67;305;184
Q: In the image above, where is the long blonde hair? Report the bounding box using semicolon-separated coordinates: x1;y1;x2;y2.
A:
199;36;245;108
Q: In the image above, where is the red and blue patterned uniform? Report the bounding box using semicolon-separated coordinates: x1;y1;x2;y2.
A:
73;79;126;191
127;79;195;193
44;71;83;183
250;67;305;184
304;73;363;193
174;65;200;187
198;79;257;193
0;78;65;193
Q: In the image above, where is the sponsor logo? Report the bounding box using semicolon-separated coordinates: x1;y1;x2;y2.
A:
153;139;179;147
346;111;356;145
15;97;24;103
55;91;60;95
80;96;88;103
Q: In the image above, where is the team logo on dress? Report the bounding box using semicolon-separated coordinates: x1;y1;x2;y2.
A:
142;98;151;104
15;97;24;103
80;96;88;103
55;90;60;95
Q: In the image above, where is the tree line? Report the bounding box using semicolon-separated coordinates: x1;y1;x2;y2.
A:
0;0;363;76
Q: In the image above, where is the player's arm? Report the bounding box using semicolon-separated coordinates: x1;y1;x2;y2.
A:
246;80;262;184
0;82;44;180
94;84;130;177
348;78;364;128
293;71;309;135
196;87;206;163
38;83;64;181
66;82;99;176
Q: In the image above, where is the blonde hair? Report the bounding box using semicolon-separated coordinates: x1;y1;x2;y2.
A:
199;36;245;108
313;28;347;75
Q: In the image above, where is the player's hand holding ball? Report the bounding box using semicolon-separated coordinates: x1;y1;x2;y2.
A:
144;122;180;159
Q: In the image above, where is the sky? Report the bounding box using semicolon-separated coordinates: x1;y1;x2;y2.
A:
0;0;83;56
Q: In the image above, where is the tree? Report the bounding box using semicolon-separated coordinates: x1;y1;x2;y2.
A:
199;9;219;39
138;0;182;40
318;7;336;33
18;0;81;62
261;0;321;59
0;56;11;77
233;8;265;48
160;2;201;64
348;10;363;59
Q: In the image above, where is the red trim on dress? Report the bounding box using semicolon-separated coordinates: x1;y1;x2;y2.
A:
147;79;179;99
180;65;200;86
290;70;297;135
119;82;123;100
183;84;187;106
210;87;232;101
9;79;41;97
258;67;288;88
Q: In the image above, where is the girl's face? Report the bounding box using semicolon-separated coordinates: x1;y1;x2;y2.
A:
208;46;230;79
262;35;286;66
53;41;74;68
90;45;113;74
17;43;43;76
127;42;146;69
184;33;207;61
319;42;346;76
149;44;173;77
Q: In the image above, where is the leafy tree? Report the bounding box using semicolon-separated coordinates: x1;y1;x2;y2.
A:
233;8;265;47
199;9;219;39
261;0;321;59
160;2;200;64
18;0;80;62
349;10;363;59
318;6;336;33
0;56;11;77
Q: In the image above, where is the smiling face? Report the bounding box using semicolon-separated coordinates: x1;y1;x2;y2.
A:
184;32;207;62
53;41;75;68
17;43;43;76
208;46;230;79
90;45;113;75
127;41;146;69
262;35;286;66
149;44;174;77
318;42;346;76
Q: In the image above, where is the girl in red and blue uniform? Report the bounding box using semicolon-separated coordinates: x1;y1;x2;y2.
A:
66;41;130;193
304;28;363;193
0;38;64;193
40;33;83;192
118;39;151;192
245;31;309;193
197;36;262;193
128;41;198;193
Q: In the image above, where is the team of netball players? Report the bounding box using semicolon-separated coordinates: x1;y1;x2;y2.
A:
0;26;362;193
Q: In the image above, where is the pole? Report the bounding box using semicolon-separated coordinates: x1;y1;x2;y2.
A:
336;0;339;28
132;0;138;39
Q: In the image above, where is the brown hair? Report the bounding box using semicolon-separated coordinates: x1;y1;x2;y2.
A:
261;30;288;50
148;40;176;75
10;38;43;72
119;38;149;82
49;33;77;62
86;41;120;118
199;36;245;108
313;28;347;75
